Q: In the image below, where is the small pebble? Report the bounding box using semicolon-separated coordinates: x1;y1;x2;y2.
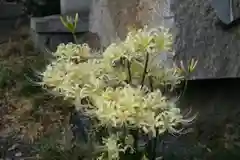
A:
15;152;22;157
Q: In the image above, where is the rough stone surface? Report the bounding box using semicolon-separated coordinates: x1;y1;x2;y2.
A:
89;0;121;47
172;0;240;79
89;0;174;47
60;0;92;14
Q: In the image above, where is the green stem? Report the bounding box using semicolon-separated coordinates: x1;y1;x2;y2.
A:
151;137;157;160
127;60;132;84
180;79;188;99
133;130;139;149
148;76;153;92
141;53;149;89
179;69;190;101
150;129;159;160
131;129;142;159
72;33;78;44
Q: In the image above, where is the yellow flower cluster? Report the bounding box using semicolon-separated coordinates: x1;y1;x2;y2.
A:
91;86;182;136
41;26;187;139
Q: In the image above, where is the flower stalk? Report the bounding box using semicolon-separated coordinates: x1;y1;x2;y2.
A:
141;53;149;89
127;60;132;84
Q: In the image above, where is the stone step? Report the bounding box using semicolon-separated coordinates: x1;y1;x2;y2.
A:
30;13;89;33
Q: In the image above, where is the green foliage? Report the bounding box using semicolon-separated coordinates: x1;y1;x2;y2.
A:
60;13;79;35
41;26;196;159
60;14;79;43
0;66;13;88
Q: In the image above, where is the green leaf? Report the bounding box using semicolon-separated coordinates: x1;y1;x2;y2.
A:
60;15;76;33
60;16;68;29
74;13;79;30
188;58;198;73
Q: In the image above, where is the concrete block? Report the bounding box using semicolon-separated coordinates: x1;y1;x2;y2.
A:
30;29;69;53
30;13;89;33
30;29;88;54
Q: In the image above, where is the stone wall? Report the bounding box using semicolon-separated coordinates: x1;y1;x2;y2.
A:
89;0;240;79
165;79;240;159
173;0;240;79
89;0;174;47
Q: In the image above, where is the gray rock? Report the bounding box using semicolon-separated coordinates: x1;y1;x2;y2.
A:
60;0;92;14
172;0;240;79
